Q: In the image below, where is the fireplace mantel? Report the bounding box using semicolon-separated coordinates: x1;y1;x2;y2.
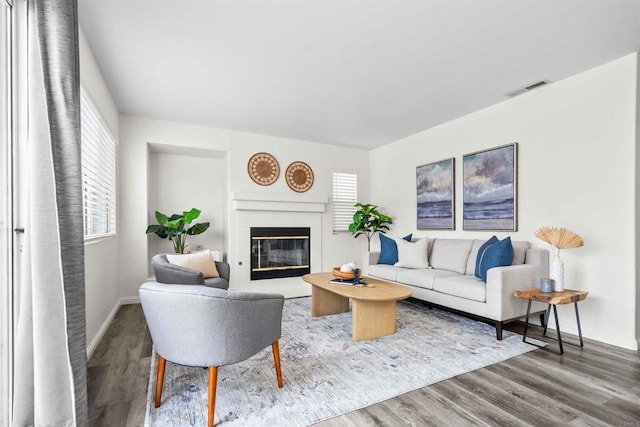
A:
230;192;328;213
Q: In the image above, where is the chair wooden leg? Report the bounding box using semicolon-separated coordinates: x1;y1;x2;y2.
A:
208;366;218;427
155;355;166;408
272;340;283;388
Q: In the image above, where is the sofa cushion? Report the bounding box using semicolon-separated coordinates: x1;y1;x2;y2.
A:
511;241;530;265
433;275;486;302
378;233;412;265
395;238;430;269
475;236;499;277
166;250;220;278
477;237;514;282
429;239;473;274
368;264;404;282
465;240;484;275
395;268;459;290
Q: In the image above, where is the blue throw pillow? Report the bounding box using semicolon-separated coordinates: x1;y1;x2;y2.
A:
475;235;498;277
478;237;514;282
378;233;412;265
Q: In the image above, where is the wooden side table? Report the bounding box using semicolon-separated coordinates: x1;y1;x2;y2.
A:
513;288;588;354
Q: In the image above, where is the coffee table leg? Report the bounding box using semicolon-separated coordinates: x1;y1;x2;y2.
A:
352;300;397;341
311;285;349;317
553;305;563;354
574;302;584;347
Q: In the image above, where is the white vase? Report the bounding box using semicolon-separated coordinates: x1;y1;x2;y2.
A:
549;254;565;292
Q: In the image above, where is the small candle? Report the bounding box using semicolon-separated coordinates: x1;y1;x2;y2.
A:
540;278;555;293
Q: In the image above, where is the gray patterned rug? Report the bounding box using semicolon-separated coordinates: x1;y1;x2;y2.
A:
145;297;539;426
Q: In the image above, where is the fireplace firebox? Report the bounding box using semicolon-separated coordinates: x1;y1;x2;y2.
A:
250;227;310;280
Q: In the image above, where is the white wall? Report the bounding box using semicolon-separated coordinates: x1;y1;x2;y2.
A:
118;116;371;299
79;28;118;135
79;27;121;354
147;151;227;273
371;54;639;350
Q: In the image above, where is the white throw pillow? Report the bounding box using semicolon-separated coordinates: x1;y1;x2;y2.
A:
394;238;430;269
167;250;220;278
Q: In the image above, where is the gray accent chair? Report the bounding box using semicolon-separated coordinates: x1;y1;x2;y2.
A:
139;282;285;427
151;253;230;289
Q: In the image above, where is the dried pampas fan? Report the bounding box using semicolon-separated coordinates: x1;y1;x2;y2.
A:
534;227;584;249
534;226;584;292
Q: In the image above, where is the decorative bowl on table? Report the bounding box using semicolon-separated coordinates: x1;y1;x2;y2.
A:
332;267;360;280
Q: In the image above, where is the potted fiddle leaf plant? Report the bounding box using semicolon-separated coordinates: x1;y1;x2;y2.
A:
146;208;210;254
348;203;393;251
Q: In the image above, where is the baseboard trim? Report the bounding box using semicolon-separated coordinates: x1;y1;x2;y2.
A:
120;296;140;305
86;300;121;359
591;333;639;351
530;325;639;351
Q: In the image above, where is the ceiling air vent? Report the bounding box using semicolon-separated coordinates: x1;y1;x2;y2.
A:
506;80;550;98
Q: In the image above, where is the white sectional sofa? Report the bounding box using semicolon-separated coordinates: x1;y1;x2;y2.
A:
362;238;548;340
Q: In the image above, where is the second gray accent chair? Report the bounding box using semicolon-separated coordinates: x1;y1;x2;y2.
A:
151;253;230;289
139;282;285;427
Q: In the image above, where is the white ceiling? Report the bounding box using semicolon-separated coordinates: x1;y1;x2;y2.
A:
78;1;640;149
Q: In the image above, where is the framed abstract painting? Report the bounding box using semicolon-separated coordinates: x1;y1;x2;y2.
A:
416;158;455;230
463;143;518;231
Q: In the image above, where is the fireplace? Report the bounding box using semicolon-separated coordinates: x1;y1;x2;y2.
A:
250;227;311;280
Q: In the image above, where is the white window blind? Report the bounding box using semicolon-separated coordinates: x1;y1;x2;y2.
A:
80;88;117;239
332;172;357;233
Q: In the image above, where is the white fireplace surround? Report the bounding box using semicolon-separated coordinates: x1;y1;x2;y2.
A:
230;192;328;297
231;191;328;213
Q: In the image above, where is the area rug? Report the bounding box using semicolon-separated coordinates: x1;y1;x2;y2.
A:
144;297;539;426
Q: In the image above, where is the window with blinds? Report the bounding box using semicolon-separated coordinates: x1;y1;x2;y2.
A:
332;172;357;233
80;88;117;239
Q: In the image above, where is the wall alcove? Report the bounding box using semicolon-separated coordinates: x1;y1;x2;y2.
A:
145;143;229;276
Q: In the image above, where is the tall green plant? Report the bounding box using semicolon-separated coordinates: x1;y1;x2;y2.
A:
146;208;210;254
348;203;393;251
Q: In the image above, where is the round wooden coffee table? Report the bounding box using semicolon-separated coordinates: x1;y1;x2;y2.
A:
302;272;412;341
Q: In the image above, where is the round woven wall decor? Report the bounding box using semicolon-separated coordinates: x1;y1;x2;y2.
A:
285;161;314;193
247;152;280;186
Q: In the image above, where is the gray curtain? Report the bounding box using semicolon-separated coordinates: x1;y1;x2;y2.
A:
13;0;87;425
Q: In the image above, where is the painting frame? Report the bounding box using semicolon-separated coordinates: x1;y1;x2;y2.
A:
463;143;518;231
416;158;455;230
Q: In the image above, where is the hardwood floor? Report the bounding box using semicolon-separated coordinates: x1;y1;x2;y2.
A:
88;304;152;427
88;303;640;426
